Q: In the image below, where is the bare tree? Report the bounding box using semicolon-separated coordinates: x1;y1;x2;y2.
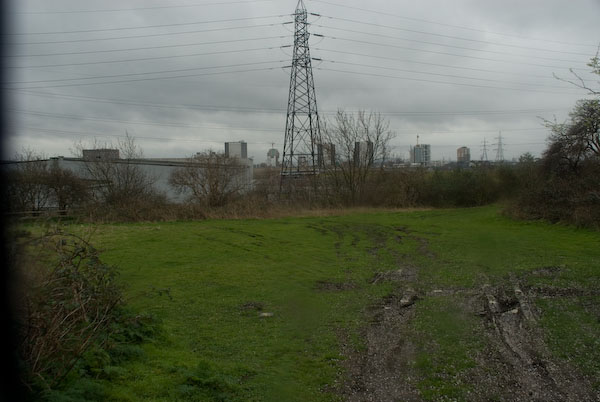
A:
514;53;600;227
6;149;52;212
169;151;248;207
553;45;599;95
542;99;600;175
543;49;600;173
321;110;395;205
15;230;122;392
46;165;89;213
74;134;157;207
6;149;90;214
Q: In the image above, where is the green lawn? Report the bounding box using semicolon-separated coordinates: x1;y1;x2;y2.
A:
60;206;599;401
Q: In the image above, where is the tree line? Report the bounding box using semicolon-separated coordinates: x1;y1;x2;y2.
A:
5;56;599;227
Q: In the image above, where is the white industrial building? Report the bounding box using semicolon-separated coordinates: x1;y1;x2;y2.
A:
2;144;254;204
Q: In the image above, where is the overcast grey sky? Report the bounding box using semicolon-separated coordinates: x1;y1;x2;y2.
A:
5;0;600;162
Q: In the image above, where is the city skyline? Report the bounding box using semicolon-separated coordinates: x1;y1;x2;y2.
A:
6;0;600;163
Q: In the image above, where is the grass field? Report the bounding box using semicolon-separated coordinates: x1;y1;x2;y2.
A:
56;206;600;401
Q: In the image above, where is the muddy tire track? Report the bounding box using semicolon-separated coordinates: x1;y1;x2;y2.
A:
338;224;427;401
321;223;599;401
341;278;422;402
474;281;599;401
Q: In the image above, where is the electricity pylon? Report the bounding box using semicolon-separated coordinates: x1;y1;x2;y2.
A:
494;132;505;162
481;138;489;161
280;0;322;190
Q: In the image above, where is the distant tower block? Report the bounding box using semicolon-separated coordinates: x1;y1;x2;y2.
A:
317;142;335;167
225;141;247;159
410;136;431;165
280;0;323;185
354;141;374;167
457;146;471;163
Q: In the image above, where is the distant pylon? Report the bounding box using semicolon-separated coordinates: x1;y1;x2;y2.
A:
280;0;322;187
494;132;505;162
481;138;489;161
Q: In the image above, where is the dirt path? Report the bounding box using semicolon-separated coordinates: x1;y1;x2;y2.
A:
472;282;599;401
341;270;422;402
335;225;599;402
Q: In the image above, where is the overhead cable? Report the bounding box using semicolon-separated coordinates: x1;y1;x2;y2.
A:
309;0;598;48
11;89;569;116
7;60;286;85
6;65;283;90
318;59;571;89
7;46;283;69
319;34;588;70
314;24;587;64
10;109;283;132
11;126;281;145
314;48;558;80
8;35;287;57
10;22;289;45
15;0;276;15
315;66;583;95
8;14;289;35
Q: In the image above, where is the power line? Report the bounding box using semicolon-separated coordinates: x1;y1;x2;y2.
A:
315;66;583;95
318;59;571;89
314;14;595;59
11;123;549;146
7;35;287;57
9;22;287;45
313;24;588;64
7;46;282;69
314;48;558;80
11;125;280;145
15;0;276;15
11;89;570;117
319;34;588;71
7;14;289;35
308;0;598;48
11;109;283;132
6;65;283;90
7;60;286;85
395;127;547;134
11;89;287;113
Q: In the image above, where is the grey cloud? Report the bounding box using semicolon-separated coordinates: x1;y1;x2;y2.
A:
7;0;600;162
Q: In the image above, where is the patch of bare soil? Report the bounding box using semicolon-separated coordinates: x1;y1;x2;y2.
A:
340;290;422;402
471;282;599;401
339;260;423;401
394;227;436;259
314;280;356;292
370;267;417;285
336;220;599;402
338;226;433;401
239;301;263;311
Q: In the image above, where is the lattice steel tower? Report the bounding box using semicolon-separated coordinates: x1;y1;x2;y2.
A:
481;137;489;161
494;132;505;162
281;0;322;183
